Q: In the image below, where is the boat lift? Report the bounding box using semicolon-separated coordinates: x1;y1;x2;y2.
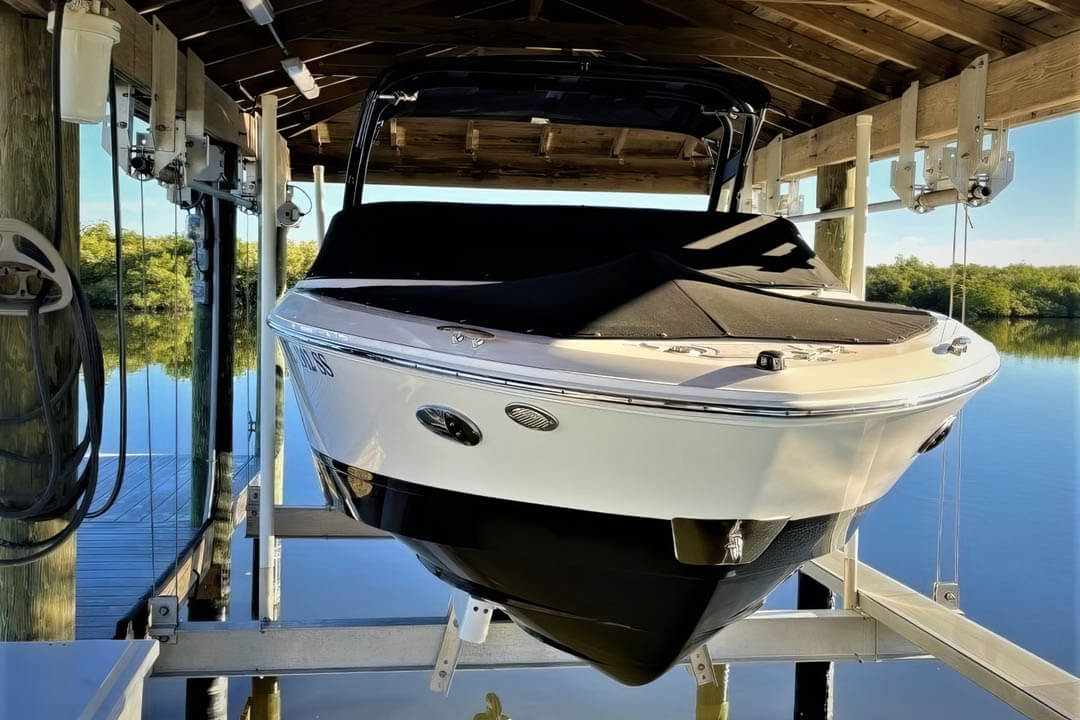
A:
1;5;1077;719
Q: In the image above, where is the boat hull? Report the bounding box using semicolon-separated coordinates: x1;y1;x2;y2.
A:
314;455;868;685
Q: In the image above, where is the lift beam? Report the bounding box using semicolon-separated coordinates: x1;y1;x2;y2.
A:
151;609;926;678
804;552;1080;720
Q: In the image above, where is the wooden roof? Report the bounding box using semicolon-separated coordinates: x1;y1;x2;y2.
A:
17;0;1080;191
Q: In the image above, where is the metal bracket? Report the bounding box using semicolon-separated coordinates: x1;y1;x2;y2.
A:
101;80;133;175
147;596;179;644
150;17;180;173
933;581;960;611
429;601;462;696
893;56;1014;213
890;81;920;210
686;643;717;686
762;134;803;217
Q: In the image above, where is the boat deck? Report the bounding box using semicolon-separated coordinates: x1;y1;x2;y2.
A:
76;454;255;639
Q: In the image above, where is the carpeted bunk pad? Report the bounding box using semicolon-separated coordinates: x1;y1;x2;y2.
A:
309;203;936;344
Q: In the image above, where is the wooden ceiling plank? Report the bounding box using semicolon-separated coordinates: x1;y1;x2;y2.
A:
1027;0;1080;19
752;28;1080;181
1;0;49;15
638;0;905;93
870;0;1052;56
191;13;779;65
759;2;967;78
281;92;367;137
152;0;321;41
711;57;875;112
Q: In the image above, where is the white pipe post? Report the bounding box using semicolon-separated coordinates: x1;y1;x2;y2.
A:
258;93;279;622
850;114;872;300
312;164;326;247
843;530;860;610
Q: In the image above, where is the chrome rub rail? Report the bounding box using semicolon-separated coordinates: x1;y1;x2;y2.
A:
269;318;998;419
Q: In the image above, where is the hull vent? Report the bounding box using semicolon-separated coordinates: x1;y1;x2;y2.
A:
505;403;559;431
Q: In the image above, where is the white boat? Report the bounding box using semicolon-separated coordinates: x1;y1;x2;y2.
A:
269;58;999;685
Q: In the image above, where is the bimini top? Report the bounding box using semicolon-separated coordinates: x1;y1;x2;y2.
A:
306;202;937;345
344;57;770;210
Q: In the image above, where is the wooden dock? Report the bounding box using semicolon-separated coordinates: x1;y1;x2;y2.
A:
76;454;255;640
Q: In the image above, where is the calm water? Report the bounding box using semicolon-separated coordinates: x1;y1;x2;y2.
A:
94;315;1077;719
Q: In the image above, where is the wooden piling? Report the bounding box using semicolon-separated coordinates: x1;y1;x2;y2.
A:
0;6;80;641
793;572;835;720
186;158;239;719
813;162;855;290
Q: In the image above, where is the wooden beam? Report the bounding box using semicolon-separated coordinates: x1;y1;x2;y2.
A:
870;0;1052;57
281;92;366;136
751;30;1080;182
0;0;48;15
276;79;370;119
759;3;967;80
640;0;904;94
1029;0;1080;19
148;0;321;41
190;14;778;65
712;57;877;111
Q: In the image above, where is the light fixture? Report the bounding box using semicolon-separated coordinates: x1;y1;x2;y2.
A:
281;57;320;100
240;0;274;26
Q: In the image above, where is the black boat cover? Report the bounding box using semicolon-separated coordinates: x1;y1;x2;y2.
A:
308;202;936;344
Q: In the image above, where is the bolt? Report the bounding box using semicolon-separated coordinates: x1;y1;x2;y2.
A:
438;670;447;678
159;605;170;616
697;663;705;671
945;591;956;601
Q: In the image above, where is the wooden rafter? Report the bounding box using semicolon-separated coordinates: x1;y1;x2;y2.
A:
710;57;876;111
637;0;904;94
751;30;1080;181
870;0;1052;57
189;14;777;65
756;2;968;80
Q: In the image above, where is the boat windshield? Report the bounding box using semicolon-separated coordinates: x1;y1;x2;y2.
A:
344;57;768;213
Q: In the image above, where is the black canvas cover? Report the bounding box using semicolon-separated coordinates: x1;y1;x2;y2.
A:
309;202;839;288
310;206;936;344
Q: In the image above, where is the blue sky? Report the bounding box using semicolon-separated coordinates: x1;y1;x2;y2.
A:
80;113;1078;266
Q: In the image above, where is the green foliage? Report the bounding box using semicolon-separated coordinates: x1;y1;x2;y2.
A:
80;223;320;310
80;222;193;311
867;257;1080;319
235;238;319;307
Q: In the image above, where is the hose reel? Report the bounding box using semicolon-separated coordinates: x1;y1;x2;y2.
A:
0;218;73;316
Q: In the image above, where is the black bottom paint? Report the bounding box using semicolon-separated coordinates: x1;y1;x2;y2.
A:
316;454;868;686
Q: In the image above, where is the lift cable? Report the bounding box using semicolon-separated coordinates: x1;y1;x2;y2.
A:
172;201;181;596
935;202;971;589
0;4;128;565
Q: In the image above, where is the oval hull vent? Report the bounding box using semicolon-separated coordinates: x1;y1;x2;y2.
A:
505;403;559;431
416;406;482;446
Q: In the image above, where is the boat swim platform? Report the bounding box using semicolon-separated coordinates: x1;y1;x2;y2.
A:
77;453;256;640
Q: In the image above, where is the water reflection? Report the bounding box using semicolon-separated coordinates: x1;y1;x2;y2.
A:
970;317;1080;359
94;309;257;377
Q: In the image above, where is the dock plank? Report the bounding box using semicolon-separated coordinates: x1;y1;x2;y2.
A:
76;454;254;639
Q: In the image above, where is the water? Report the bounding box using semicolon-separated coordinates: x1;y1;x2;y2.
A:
96;315;1077;719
